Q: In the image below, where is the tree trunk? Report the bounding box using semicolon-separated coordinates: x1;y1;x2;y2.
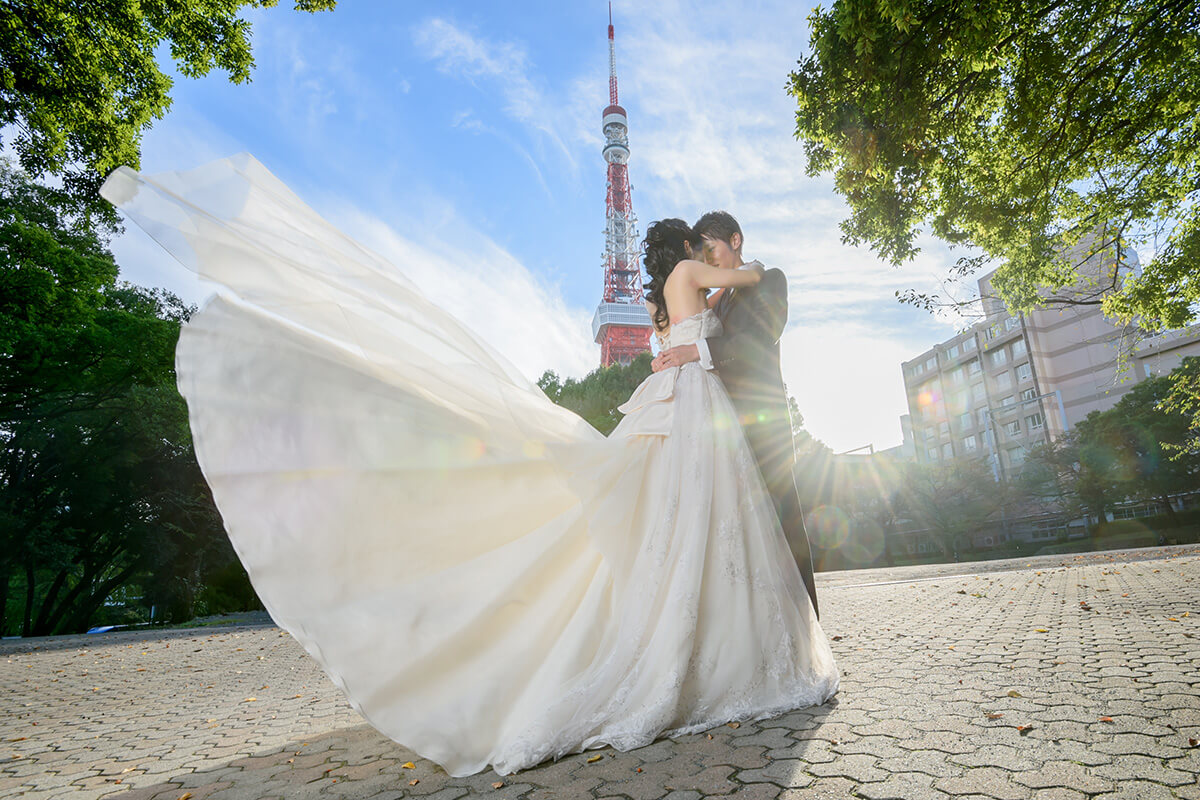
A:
22;563;35;638
0;566;9;637
33;567;71;634
60;562;139;634
1160;494;1178;524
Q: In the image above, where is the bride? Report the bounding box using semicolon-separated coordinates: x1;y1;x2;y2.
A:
100;154;839;777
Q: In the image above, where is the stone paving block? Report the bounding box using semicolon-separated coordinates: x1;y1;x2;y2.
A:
733;758;814;788
934;766;1032;800
855;770;950;800
1010;760;1115;793
1090;753;1196;786
805;753;888;783
1090;779;1181;800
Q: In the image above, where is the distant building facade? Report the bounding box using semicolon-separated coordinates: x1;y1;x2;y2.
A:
900;245;1200;480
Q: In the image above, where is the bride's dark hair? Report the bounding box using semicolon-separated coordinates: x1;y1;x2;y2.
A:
642;218;700;331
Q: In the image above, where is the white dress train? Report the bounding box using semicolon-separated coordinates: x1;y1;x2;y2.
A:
100;154;840;777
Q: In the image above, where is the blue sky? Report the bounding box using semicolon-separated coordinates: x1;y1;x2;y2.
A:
110;0;976;452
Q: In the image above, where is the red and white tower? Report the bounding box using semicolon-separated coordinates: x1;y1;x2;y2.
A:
591;4;651;367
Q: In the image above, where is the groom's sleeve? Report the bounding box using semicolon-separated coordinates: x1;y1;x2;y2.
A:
707;270;788;370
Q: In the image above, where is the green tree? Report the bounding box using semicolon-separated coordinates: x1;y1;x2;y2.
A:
537;352;653;436
790;0;1200;330
0;0;335;226
1075;374;1200;521
897;458;1008;559
1162;356;1200;459
0;163;247;635
1021;431;1114;537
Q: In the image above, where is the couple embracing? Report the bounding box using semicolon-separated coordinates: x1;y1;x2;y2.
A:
644;210;820;620
102;156;839;779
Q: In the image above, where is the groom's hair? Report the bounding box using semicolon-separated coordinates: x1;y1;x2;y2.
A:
694;211;742;250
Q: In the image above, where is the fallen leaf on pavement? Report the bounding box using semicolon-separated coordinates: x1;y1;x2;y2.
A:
492;781;504;788
587;755;603;763
401;762;415;769
986;713;1004;719
1007;690;1023;697
1099;716;1113;723
727;721;740;729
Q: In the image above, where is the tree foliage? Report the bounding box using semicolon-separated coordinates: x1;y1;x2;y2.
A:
894;458;1009;558
0;163;251;636
538;353;653;436
1023;363;1200;527
0;0;335;226
790;0;1200;330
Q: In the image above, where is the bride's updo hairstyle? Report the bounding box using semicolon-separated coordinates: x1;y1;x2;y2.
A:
642;218;701;331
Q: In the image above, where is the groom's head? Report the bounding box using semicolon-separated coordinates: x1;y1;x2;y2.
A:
694;211;743;270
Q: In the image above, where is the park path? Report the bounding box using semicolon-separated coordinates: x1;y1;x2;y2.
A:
2;545;1199;799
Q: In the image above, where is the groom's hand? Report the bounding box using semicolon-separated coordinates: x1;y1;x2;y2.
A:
651;344;700;372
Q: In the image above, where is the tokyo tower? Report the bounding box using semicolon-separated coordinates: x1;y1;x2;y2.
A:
590;4;652;366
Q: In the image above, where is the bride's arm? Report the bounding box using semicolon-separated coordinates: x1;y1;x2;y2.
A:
706;287;726;309
675;259;763;290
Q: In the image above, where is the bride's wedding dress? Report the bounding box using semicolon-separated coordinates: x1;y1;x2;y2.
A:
101;154;839;777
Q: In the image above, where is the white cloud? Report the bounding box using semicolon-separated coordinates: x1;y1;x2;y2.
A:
413;17;582;171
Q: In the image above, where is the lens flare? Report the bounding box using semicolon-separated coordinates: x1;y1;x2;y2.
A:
808;504;851;549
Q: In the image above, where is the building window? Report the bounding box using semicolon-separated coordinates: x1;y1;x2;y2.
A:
1007;448;1025;466
950;367;964;384
928;447;939;460
939;421;950;436
1004;420;1021;436
990;348;1008;367
948;343;960;358
925;356;937;371
977;408;988;426
1005;316;1020;331
1026;412;1044;430
964;434;978;451
1012;339;1027;357
942;442;953;458
1021;388;1037;401
968;359;982;376
960;412;973;430
963;337;976;352
1001;395;1015;407
1016;362;1032;382
995;371;1013;390
972;383;986;402
926;426;937;441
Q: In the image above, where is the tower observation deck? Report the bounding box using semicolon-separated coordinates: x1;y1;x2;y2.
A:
591;4;652;367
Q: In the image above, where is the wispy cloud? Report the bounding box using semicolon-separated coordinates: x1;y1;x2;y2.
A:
413;17;582;172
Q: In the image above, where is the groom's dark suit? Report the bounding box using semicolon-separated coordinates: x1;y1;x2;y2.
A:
706;266;820;619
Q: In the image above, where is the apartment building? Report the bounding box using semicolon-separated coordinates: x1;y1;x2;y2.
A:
901;247;1200;478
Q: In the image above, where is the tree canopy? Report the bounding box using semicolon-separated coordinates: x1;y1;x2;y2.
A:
0;0;335;226
0;163;251;635
538;353;653;436
790;0;1200;330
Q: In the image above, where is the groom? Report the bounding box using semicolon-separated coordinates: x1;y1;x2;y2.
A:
651;211;820;619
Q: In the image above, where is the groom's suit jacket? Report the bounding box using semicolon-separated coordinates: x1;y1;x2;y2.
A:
704;266;820;618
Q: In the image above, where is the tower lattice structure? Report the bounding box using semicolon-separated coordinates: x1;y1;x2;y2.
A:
591;4;652;367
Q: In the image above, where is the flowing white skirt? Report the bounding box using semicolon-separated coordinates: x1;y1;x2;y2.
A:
100;154;839;776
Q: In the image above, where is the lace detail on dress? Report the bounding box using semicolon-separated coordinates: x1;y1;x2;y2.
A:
658;308;723;350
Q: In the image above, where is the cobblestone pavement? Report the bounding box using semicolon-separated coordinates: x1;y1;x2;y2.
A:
3;545;1198;799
